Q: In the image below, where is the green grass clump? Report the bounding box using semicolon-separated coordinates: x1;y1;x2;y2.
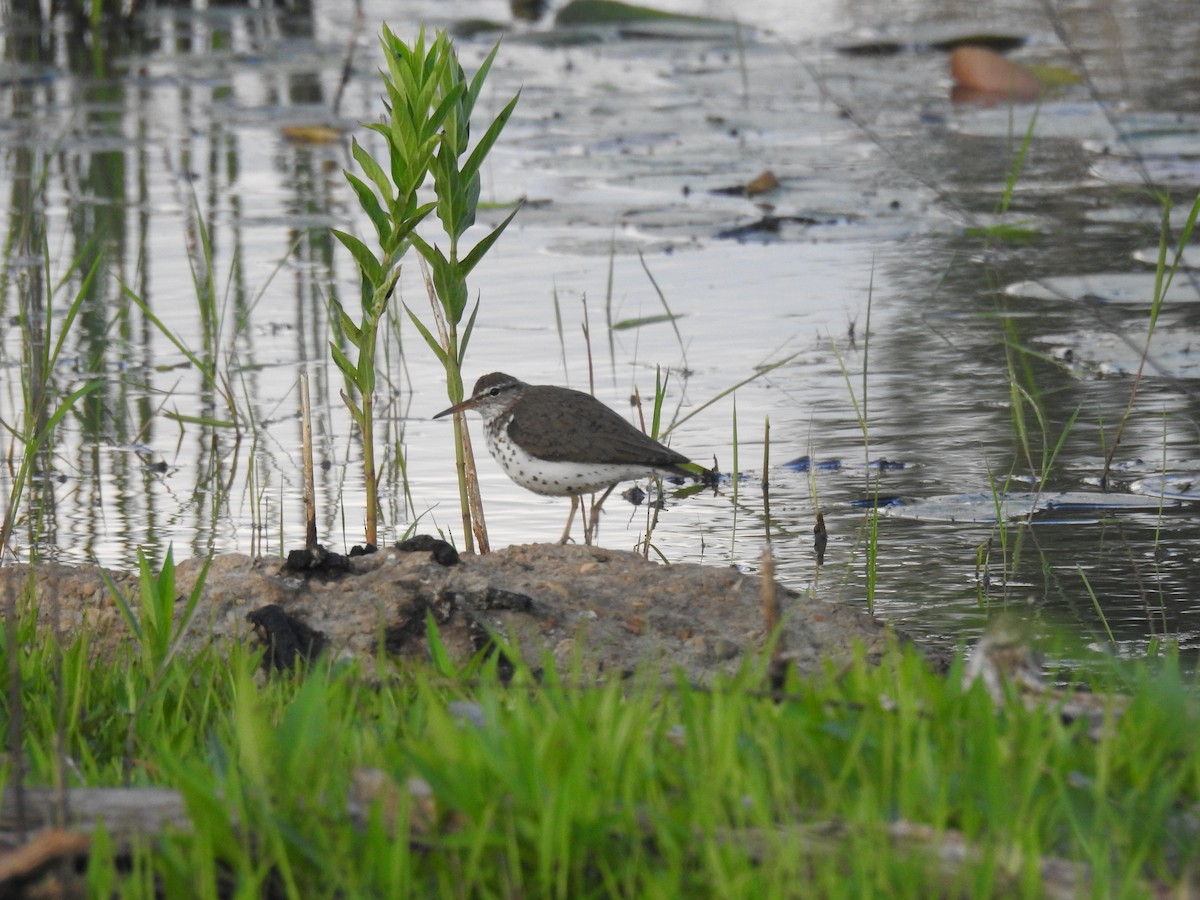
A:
2;627;1197;897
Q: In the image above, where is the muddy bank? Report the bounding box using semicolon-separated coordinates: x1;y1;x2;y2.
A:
1;543;934;681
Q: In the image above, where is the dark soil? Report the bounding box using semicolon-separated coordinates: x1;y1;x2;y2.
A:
1;542;936;682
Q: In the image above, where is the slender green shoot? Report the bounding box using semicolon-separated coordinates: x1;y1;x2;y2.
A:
649;365;667;442
330;26;453;547
668;352;798;435
831;280;879;614
403;31;521;553
730;397;739;555
761;416;770;492
99;545;212;778
636;250;688;372
552;282;568;378
1077;565;1117;649
102;546;210;676
998;102;1040;215
0;252;104;559
1100;190;1200;487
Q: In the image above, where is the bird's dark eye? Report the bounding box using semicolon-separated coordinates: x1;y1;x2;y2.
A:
490;387;501;396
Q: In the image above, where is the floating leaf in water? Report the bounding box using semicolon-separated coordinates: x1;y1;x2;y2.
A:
710;170;779;198
165;410;239;429
1129;474;1200;502
479;198;531;211
1132;245;1200;269
1039;328;1200;379
965;222;1042;243
848;495;905;508
1085;121;1200;159
837;31;1025;57
611;313;684;330
782;456;842;473
929;34;1027;53
949;46;1041;103
746;170;780;196
1039;492;1178;511
883;493;1033;522
883;491;1179;523
1024;64;1082;87
834;40;904;57
555;0;738;38
557;0;725;25
450;19;510;38
715;214;832;242
511;0;550;21
1006;272;1200;306
281;125;345;145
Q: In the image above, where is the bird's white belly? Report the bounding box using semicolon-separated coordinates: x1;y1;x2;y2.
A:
485;429;656;496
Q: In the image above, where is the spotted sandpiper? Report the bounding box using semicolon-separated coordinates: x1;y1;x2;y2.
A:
434;372;694;545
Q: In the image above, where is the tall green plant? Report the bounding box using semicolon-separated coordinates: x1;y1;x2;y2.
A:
407;42;520;553
333;28;518;551
0;251;103;558
330;28;455;546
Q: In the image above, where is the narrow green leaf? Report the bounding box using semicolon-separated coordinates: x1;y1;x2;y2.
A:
458;205;521;277
432;259;468;324
386;202;437;255
100;565;142;642
37;380;102;439
53;256;102;366
651;366;666;441
612;313;683;330
461;92;520;186
459;299;481;366
465;41;503;120
330;342;362;389
358;344;377;396
367;268;400;325
166;552;211;663
409;232;448;271
964;223;1041;244
332;303;363;345
338;388;365;427
425;611;457;678
332;229;385;286
343;173;392;248
351;140;396;218
404;305;451;367
431;165;467;239
162;411;239;429
124;287;208;374
428;82;468;144
150;547;175;651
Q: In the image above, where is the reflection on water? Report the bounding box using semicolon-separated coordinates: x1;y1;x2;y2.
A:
1;0;1199;665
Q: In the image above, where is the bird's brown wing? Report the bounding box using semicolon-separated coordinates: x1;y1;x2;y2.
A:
510;385;690;472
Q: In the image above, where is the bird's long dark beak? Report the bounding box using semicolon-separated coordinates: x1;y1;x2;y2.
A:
433;397;477;419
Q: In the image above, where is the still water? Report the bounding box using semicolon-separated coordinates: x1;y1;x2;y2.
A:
1;0;1199;664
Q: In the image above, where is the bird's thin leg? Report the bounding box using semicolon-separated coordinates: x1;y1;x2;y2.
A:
585;485;618;546
559;495;581;545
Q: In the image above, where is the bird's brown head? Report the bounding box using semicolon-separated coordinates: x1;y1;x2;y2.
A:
433;372;525;421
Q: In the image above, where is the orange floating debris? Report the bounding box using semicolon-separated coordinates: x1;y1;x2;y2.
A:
281;124;345;145
745;169;780;196
949;46;1042;103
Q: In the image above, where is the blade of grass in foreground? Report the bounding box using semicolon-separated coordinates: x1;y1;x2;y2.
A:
1;621;1196;895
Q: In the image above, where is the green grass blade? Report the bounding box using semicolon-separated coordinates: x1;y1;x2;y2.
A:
332;229;385;286
404;306;451;368
460;93;521;186
458;205;521;277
